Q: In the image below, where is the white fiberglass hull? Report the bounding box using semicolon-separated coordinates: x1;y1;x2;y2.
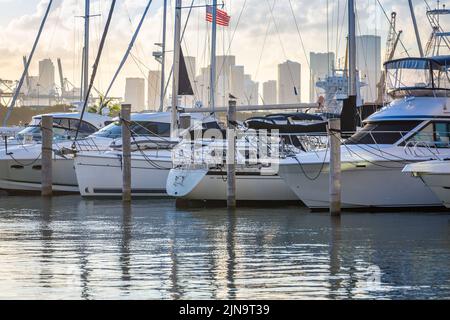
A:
74;151;172;197
166;168;299;201
0;146;78;193
279;146;445;209
403;160;450;208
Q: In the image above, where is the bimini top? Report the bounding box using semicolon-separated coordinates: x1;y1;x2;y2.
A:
384;56;450;70
384;56;450;97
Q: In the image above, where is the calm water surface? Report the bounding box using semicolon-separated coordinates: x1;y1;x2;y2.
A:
0;195;449;300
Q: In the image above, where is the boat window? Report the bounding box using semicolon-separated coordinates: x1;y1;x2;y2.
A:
405;122;450;148
346;121;421;145
203;121;222;130
385;58;450;96
93;121;171;138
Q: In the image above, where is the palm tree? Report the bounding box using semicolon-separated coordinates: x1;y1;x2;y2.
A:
89;95;121;117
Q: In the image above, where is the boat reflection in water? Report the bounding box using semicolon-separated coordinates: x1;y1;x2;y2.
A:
0;196;449;299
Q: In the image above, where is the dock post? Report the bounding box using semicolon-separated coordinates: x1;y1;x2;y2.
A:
227;99;237;208
329;118;341;215
41;115;53;197
121;104;132;202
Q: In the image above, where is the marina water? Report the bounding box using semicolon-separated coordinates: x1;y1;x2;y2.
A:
0;195;449;299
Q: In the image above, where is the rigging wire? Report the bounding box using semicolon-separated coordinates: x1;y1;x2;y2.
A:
73;0;117;145
265;0;300;103
376;0;410;57
102;0;153;105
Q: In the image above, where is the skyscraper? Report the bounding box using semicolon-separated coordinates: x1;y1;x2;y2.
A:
244;75;259;105
278;60;301;104
125;77;145;111
356;35;381;103
262;80;277;105
38;59;55;95
230;65;245;105
310;52;335;102
148;71;162;111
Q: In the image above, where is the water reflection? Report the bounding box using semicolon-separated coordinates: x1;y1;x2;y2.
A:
0;196;449;299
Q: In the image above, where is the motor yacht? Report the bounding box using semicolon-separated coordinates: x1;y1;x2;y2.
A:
278;56;450;209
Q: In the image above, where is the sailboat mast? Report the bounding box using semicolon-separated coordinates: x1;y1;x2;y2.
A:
348;0;357;97
160;0;168;111
172;0;182;136
2;0;54;127
209;0;218;113
83;0;90;100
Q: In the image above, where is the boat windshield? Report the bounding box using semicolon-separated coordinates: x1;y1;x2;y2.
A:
345;121;422;145
93;121;171;139
385;58;450;97
14;118;97;142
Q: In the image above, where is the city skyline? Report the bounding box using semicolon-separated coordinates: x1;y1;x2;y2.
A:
0;0;441;107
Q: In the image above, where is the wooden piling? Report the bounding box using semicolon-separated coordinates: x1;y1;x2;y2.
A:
41;115;53;197
121;104;132;202
329;118;341;215
227;99;237;208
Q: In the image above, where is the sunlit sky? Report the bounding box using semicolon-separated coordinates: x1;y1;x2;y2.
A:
0;0;443;102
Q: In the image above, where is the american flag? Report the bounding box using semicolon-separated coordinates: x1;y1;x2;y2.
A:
206;5;230;27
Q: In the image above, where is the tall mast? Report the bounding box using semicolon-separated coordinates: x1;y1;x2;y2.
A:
348;0;357;97
408;0;424;57
209;0;218;113
160;0;168;111
83;0;90;100
2;0;54;127
171;0;182;136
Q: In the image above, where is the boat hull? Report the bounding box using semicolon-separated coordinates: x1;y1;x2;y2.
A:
0;157;78;193
279;160;442;209
403;161;450;208
74;152;172;197
167;168;299;201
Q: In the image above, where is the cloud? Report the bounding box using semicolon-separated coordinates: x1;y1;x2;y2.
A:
0;0;442;102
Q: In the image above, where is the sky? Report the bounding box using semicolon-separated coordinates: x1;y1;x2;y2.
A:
0;0;444;103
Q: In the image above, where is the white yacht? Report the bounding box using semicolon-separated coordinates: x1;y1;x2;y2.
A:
278;56;450;209
165;113;328;202
0;111;111;193
74;112;220;197
403;160;450;208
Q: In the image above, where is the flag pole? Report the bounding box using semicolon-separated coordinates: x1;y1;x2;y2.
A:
209;0;218;115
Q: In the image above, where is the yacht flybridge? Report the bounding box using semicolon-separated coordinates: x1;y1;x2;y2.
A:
278;56;450;209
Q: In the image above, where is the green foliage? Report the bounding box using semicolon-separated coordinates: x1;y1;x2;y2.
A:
88;95;121;117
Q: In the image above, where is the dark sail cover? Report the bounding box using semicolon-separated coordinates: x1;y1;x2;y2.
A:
178;48;194;96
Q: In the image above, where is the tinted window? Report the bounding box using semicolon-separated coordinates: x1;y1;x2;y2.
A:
346;121;421;145
406;121;450;148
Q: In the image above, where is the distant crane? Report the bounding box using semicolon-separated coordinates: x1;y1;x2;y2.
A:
376;12;402;104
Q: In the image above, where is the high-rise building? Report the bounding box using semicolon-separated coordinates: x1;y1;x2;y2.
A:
356;35;381;103
244;75;259;105
148;71;162;111
125;77;146;111
262;80;277;105
38;59;55;95
278;60;301;104
230;65;245;105
310;52;335;102
194;66;210;108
